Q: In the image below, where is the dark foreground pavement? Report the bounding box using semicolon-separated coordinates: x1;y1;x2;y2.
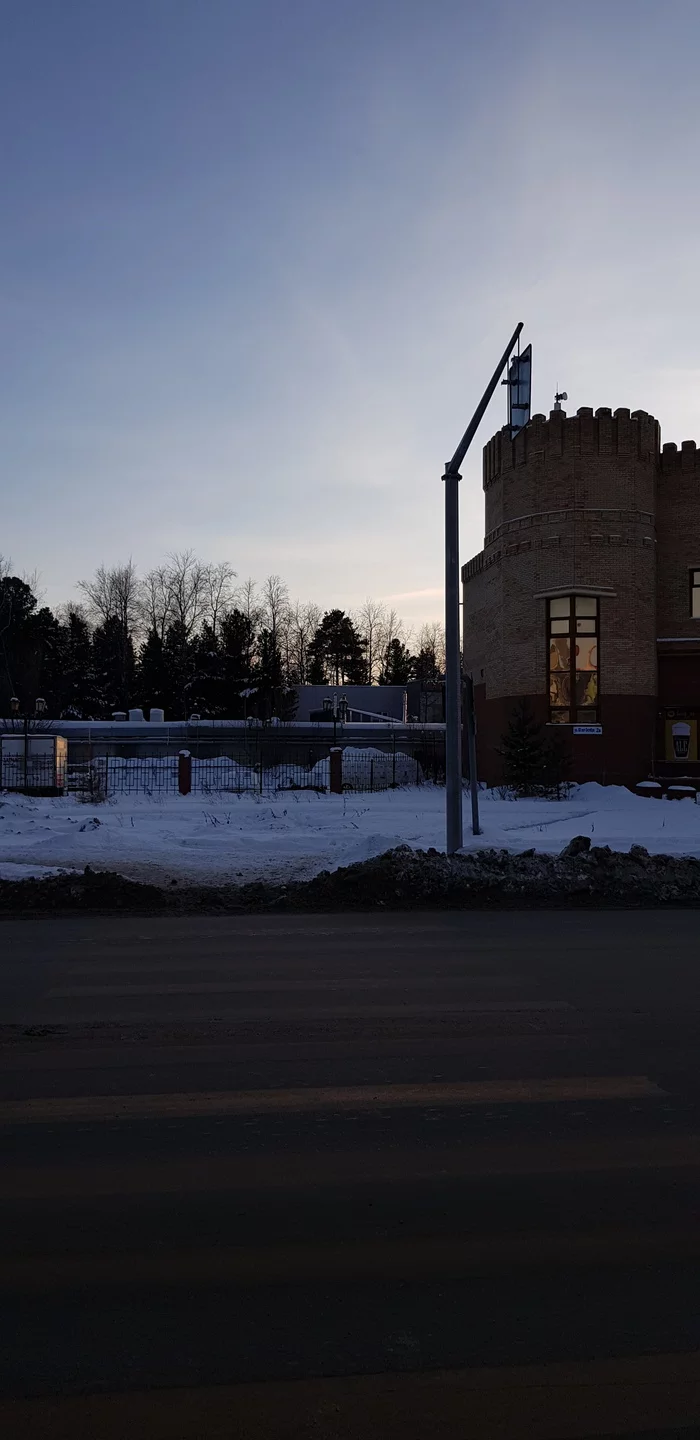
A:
1;911;700;1438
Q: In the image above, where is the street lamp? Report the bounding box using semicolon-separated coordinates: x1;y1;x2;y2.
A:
443;323;524;853
9;696;46;717
8;696;49;790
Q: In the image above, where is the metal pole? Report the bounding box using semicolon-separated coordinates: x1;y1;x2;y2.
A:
446;323;523;475
464;672;481;835
442;322;524;852
444;468;463;853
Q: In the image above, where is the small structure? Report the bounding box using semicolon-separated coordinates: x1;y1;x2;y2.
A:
294;685;408;723
0;734;68;795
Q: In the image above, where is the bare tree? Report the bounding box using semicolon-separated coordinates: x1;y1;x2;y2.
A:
0;556;45;601
23;568;44;603
53;600;89;626
203;561;236;638
140;565;172;642
163;550;208;639
261;574;289;644
287;600;321;683
234;579;264;675
376;606;406;681
78;560;140;634
356;598;388;683
417;620;446;674
237;578;263;630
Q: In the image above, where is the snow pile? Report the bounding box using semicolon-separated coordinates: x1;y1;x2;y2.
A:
307;747;423;790
81;747;424;795
0;781;699;886
89;755;257;794
6;837;700;912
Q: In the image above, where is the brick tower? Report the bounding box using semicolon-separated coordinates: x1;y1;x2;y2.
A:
462;404;675;785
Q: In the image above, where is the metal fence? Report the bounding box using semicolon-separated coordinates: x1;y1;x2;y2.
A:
68;734;445;798
1;731;445;799
1;756;65;795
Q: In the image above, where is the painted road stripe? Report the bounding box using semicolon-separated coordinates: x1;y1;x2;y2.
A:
2;1133;698;1199
0;1076;663;1125
3;1226;700;1292
58;971;531;987
13;1005;575;1029
0;1352;698;1439
46;981;556;997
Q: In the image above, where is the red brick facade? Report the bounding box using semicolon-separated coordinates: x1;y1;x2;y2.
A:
462;407;700;785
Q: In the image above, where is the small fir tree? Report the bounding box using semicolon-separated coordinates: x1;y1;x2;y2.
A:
540;726;572;799
497;699;547;797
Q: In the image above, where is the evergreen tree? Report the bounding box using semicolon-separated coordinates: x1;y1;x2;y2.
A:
497;699;547;797
414;644;441;684
162;620;195;717
254;627;297;720
0;576;64;715
137;628;170;714
22;606;63;714
58;610;98;718
219;608;257;716
188;623;223;716
540;727;573;800
0;576;37;711
307;648;326;685
93;616;136;716
308;610;366;685
379;638;414;685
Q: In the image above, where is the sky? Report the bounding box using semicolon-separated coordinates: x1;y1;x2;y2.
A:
2;0;700;631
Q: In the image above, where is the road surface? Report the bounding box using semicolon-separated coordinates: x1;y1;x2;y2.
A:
1;911;700;1437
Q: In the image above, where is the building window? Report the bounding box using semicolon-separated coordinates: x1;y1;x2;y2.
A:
548;596;599;724
691;571;700;618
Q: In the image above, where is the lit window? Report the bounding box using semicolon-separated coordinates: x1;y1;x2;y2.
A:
548;596;599;724
691;571;700;618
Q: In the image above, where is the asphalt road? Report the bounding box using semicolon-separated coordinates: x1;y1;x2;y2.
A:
2;911;700;1438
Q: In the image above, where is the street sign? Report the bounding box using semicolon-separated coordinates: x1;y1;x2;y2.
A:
573;724;602;735
507;343;532;436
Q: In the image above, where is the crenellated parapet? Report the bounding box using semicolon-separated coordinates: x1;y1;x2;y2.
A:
659;439;700;477
483;407;660;490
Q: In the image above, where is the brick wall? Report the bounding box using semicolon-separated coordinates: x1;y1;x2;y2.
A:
657;441;700;638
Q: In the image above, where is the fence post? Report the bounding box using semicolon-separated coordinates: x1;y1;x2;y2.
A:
178;750;192;796
329;747;343;794
392;730;396;787
104;752;109;800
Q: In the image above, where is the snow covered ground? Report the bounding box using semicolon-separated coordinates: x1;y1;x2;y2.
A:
1;783;700;886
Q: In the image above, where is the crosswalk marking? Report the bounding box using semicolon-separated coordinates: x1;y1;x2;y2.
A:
0;1075;662;1125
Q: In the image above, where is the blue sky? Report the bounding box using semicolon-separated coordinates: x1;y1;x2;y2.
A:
3;0;700;628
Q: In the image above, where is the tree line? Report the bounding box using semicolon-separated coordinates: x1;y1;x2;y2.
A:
0;553;445;721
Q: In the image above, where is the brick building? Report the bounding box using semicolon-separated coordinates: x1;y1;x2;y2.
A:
462;405;700;785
